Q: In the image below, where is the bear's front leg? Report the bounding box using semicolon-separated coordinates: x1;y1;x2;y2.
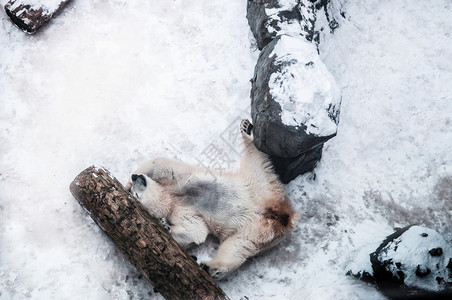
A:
168;206;209;248
148;157;203;187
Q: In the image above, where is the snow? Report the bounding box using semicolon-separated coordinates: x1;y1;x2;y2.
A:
0;0;451;299
268;35;341;135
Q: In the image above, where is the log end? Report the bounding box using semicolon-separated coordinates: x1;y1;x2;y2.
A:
4;0;71;34
69;165;119;201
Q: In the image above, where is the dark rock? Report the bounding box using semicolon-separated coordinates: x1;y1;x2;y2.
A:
250;34;341;157
247;0;273;50
370;225;452;299
247;0;316;50
270;145;322;183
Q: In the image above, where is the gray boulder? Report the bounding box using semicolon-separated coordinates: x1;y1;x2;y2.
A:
370;226;452;299
250;35;341;180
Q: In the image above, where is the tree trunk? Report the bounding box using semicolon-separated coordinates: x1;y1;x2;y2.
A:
4;0;71;34
70;166;229;300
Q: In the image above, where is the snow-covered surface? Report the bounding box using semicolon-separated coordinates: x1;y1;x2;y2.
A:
0;0;451;299
269;35;341;135
375;226;451;292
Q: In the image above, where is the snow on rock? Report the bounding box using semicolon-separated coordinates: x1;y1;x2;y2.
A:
370;226;452;299
269;34;341;134
247;0;316;50
251;34;340;163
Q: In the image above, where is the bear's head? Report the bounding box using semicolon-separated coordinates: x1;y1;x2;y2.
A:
130;174;150;199
129;173;170;219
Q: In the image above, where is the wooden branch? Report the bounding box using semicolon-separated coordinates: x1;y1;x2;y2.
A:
4;0;71;34
70;166;229;300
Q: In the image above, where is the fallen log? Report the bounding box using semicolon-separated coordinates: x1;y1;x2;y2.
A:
70;166;229;300
4;0;71;34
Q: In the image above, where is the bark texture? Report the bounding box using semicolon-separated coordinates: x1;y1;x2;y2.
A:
70;166;229;300
4;0;71;34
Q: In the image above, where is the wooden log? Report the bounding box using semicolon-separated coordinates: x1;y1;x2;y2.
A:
4;0;71;34
70;166;229;300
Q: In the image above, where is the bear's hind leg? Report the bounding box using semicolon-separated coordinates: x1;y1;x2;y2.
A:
239;119;276;182
201;229;261;279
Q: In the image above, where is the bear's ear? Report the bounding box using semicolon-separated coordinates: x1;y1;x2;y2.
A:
131;174;147;187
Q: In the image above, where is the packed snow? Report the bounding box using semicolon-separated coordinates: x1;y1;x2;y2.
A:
1;0;451;299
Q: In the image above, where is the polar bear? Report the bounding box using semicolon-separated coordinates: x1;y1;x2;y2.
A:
127;119;300;279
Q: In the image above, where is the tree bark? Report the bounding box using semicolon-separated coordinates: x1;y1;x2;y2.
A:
4;0;71;34
70;166;229;300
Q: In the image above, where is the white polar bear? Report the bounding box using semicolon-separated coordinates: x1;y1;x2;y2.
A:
126;119;300;279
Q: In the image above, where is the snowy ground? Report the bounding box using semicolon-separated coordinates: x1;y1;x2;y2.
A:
1;0;451;299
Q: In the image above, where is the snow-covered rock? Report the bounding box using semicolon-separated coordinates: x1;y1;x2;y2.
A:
247;2;341;183
370;226;452;299
250;34;341;182
247;0;316;50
